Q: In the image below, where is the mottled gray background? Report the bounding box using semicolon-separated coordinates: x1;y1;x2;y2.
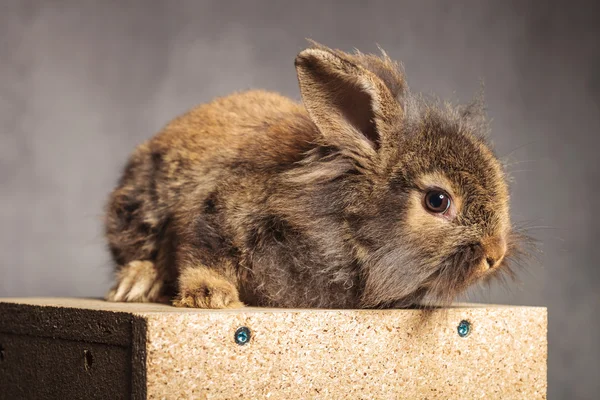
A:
1;1;598;398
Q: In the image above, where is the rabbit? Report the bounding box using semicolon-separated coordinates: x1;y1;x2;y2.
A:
104;41;523;309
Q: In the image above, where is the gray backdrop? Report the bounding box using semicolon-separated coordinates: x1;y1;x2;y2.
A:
1;1;598;398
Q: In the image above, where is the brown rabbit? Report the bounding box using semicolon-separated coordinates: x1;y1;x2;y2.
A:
105;42;521;309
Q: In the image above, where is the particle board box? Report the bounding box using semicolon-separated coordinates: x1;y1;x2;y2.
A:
0;298;547;399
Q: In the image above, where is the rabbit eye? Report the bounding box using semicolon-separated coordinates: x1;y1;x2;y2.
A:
424;190;451;214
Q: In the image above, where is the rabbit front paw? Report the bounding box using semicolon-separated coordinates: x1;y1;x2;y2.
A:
106;260;167;303
173;267;244;309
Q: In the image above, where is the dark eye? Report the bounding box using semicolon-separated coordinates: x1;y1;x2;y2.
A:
424;190;451;214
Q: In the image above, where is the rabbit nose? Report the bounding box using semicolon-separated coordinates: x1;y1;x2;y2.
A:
482;236;507;270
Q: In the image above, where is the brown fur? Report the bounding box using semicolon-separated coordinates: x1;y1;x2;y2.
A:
172;266;243;308
104;42;519;309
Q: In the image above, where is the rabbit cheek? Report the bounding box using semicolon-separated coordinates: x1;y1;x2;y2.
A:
401;192;483;302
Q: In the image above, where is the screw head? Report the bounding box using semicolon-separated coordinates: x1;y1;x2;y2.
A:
457;320;471;338
234;326;251;345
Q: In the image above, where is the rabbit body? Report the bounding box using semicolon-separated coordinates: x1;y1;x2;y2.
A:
105;43;515;309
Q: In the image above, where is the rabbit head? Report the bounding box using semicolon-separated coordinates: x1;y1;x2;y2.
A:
294;42;521;308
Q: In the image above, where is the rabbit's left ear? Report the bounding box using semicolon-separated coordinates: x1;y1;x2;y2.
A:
295;46;402;154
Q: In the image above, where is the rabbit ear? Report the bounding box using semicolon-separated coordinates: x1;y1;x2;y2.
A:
295;46;401;154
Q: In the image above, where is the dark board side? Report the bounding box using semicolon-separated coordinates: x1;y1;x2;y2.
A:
0;302;133;346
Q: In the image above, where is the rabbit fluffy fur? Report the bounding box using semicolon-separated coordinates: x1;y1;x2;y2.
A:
105;42;521;309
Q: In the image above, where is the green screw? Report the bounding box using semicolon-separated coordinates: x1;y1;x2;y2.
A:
235;326;251;345
457;320;471;338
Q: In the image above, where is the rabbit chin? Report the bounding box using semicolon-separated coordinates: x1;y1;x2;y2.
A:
358;245;490;309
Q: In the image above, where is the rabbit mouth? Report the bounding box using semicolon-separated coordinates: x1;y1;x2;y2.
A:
419;229;535;307
358;229;532;309
414;245;487;307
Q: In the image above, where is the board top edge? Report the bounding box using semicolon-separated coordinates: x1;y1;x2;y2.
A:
0;297;548;316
